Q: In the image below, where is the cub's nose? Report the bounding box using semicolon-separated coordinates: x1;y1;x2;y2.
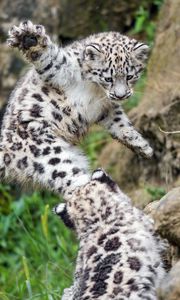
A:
109;91;132;100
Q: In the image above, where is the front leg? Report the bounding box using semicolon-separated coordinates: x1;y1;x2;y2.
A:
62;251;84;300
98;105;153;158
7;21;67;86
54;203;84;300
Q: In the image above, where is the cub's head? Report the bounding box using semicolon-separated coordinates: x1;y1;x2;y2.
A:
81;32;149;101
53;169;128;237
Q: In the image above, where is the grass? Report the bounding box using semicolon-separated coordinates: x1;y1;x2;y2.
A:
146;186;166;201
0;188;78;299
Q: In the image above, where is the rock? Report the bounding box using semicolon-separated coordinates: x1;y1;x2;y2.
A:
144;188;180;268
144;200;160;218
151;187;180;248
158;261;180;300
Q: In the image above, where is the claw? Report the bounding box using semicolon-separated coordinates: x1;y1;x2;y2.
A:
7;38;19;48
35;25;45;35
20;20;34;33
42;36;49;47
9;25;21;36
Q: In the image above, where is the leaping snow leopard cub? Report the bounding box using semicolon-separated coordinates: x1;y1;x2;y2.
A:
54;169;166;300
0;21;152;195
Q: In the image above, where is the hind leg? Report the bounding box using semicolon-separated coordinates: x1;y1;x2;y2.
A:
0;137;90;197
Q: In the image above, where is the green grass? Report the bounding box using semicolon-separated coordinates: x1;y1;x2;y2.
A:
146;186;166;201
0;187;78;299
130;0;165;43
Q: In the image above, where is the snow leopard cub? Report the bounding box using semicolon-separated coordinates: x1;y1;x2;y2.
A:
0;21;152;195
54;169;166;300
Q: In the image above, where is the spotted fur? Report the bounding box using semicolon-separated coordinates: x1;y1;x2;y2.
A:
54;169;166;300
0;21;152;195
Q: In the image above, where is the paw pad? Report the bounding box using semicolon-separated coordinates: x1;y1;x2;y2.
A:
23;35;38;50
7;20;48;51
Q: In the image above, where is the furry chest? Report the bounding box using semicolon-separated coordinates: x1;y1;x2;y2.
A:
66;82;108;123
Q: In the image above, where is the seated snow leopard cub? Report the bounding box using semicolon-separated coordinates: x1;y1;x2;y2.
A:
0;21;152;195
54;169;166;300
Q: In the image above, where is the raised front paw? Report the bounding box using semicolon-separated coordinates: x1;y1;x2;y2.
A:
7;20;50;51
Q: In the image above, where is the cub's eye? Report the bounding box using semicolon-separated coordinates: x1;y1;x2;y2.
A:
105;77;112;82
127;75;134;81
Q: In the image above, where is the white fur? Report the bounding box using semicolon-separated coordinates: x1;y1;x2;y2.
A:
54;203;66;214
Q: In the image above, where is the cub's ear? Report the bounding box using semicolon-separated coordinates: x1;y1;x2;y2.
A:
91;168;118;192
84;44;102;61
53;203;75;229
132;41;149;62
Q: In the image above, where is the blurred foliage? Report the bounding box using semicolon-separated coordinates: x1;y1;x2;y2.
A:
0;190;77;299
146;186;166;201
131;0;164;42
80;129;110;169
0;184;13;214
133;6;156;42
